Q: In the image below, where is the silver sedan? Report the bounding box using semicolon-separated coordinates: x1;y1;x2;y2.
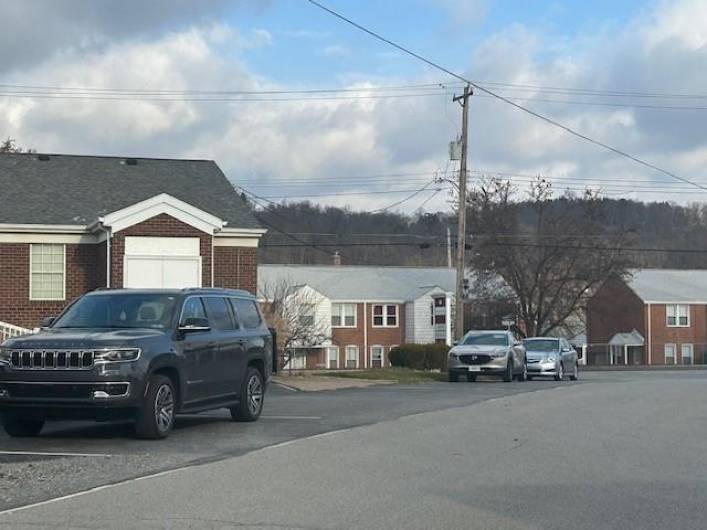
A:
523;337;579;381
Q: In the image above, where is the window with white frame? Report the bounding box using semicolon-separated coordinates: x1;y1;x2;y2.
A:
681;344;694;365
346;345;358;368
666;304;689;327
331;303;356;327
664;343;677;365
327;346;339;369
371;345;383;368
373;304;398;327
298;303;315;327
30;244;65;301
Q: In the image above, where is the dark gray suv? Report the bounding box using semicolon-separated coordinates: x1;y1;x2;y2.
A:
0;288;273;439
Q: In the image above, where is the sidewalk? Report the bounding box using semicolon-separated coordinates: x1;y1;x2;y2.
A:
272;373;395;392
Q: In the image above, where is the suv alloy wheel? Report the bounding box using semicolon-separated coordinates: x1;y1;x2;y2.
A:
135;374;176;439
231;367;264;422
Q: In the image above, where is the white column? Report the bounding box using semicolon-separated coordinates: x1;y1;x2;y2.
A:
624;345;628;365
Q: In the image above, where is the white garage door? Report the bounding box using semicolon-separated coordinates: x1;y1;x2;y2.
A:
123;237;202;289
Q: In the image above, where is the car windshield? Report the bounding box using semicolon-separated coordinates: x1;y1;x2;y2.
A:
53;293;177;330
462;333;509;346
524;339;560;352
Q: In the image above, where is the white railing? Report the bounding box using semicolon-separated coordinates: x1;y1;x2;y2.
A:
0;322;33;343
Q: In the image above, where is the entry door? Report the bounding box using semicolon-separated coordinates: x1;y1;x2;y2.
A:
123;236;202;288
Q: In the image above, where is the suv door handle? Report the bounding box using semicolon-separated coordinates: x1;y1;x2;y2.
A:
206;342;217;349
236;338;248;344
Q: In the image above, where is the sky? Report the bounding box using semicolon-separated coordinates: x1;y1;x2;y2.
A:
0;0;706;212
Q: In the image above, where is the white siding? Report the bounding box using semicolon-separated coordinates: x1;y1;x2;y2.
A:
404;302;415;342
412;288;453;344
285;285;332;350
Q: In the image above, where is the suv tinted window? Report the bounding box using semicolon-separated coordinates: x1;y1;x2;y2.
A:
180;297;207;325
232;298;261;329
204;297;235;330
54;293;177;329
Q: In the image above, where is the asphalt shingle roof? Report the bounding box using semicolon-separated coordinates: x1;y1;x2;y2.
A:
0;153;260;228
627;269;707;302
258;265;455;301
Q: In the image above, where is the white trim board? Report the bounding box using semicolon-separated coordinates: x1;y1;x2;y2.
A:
101;193;224;234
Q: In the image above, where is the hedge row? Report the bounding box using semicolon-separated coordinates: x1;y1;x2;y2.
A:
389;343;450;371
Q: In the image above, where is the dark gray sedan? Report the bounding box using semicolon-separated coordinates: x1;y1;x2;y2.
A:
523;337;579;381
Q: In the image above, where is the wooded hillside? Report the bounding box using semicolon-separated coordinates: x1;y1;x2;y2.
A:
256;198;707;269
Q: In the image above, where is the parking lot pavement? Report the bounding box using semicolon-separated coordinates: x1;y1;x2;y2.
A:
0;375;566;511
2;370;707;529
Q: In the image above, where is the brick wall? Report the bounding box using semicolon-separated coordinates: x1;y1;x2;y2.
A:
329;303;405;368
0;242;102;329
648;304;707;365
331;303;366;368
587;278;645;364
110;214;212;288
213;246;257;294
368;303;405;367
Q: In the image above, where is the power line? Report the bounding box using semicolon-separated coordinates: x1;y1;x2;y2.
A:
368;179;439;213
305;0;707;193
261;186;447;200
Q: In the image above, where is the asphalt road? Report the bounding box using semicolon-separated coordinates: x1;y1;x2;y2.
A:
2;371;706;529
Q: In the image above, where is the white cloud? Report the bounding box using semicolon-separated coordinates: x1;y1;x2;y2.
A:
1;0;706;212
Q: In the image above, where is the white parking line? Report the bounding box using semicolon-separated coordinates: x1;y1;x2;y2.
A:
0;450;112;458
261;415;321;420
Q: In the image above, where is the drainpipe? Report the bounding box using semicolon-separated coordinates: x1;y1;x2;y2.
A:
646;303;652;365
363;302;368;369
96;219;111;288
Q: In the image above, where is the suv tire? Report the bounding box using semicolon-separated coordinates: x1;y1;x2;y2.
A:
134;374;176;440
503;359;514;382
1;416;44;437
448;371;459;383
466;373;476;382
516;361;528;382
231;366;264;422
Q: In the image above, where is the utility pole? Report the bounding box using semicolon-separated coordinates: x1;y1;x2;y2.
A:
453;84;472;341
446;227;452;268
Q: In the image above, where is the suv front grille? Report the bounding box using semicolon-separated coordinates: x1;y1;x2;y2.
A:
9;350;95;370
459;354;491;365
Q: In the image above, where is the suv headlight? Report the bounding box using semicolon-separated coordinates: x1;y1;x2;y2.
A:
488;350;509;358
0;347;10;364
94;348;141;362
449;352;459;360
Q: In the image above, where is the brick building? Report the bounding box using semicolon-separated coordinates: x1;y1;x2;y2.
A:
0;153;264;330
587;269;707;365
258;265;455;370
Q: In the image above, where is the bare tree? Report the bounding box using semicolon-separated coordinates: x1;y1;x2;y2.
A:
258;280;330;371
468;176;634;337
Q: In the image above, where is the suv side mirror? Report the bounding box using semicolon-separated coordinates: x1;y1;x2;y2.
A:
179;317;211;332
40;316;56;328
453;339;459;346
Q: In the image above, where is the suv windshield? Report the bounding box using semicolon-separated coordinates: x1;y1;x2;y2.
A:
53;293;178;330
462;332;509;346
524;339;560;352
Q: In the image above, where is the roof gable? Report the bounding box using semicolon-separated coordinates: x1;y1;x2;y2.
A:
258;265;455;301
627;269;707;303
0;153;260;229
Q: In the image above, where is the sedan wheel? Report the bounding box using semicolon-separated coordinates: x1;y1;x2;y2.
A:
554;363;564;382
570;362;579;381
